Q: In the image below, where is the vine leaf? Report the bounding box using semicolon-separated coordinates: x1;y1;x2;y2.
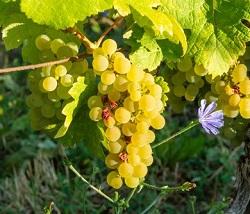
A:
20;0;112;29
161;0;250;77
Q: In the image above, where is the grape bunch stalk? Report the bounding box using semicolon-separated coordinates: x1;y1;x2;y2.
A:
88;39;168;189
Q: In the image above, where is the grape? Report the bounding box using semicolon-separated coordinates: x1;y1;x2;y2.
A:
113;75;128;92
146;130;155;144
105;126;121;142
133;163;148;178
115;107;131;124
128;154;141;166
41;104;56;118
105;154;121;169
144;109;158;119
223;127;237;139
114;55;131;74
228;94;241;107
239;78;250;95
239;98;250;116
122;122;136;136
128;82;141;93
195;78;205;88
224;85;234;96
108;88;121;101
142;155;153;166
136;121;150;132
130;90;141;102
138;145;152;158
35;35;51;50
26;94;44;108
102;39;117;56
118;162;134;177
215;80;226;94
171;72;186;85
126;143;138;154
240;109;250;119
125;177;139;188
89;107;102;121
88;96;103;109
123;97;138;112
93;55;109;72
56;84;71;99
109;140;126;154
127;65;144;82
60;74;74;87
41;77;57;92
54;65;67;77
51;39;65;54
57;43;78;58
104;116;116;128
177;56;193;72
149;84;162;99
194;64;208;76
185;84;198;100
155;99;164;112
173;85;185;97
101;70;116;85
139;95;156;112
70;59;88;75
66;42;78;56
150;114;165;130
107;171;123;189
223;105;239;118
142;73;155;86
131;131;148;146
98;82;110;94
41;66;52;77
232;64;247;83
185;70;200;83
48;91;60;102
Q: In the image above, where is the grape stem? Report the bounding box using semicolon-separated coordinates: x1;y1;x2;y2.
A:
68;164;115;204
96;16;124;47
0;53;88;74
152;120;199;149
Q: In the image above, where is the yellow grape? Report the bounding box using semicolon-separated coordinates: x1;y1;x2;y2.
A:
150;114;165;130
223;105;239;118
105;126;121;142
101;70;116;85
60;74;74;87
105;154;121;169
194;64;208;76
118;162;134;177
239;78;250;95
215;80;226;94
139;95;156;112
114;55;131;74
104;116;116;128
125;176;140;188
232;64;247;83
155;99;164;112
144;109;158;119
98;82;110;94
149;84;162;99
131;131;148;146
127;65;144;82
142;73;154;86
123;97;138;113
113;75;128;92
146;130;155;144
54;65;67;77
127;82;141;93
239;97;250;113
108;88;121;101
136;121;150;132
130;90;141;102
102;39;117;56
126;143;138;154
89;107;102;121
142;155;154;166
41;77;57;92
35;35;51;50
128;153;141;166
115;107;131;124
133;163;148;178
93;48;106;58
228;94;240;107
109;140;126;154
224;85;234;96
92;55;109;72
107;171;122;189
122;122;136;136
87;96;103;109
138;145;152;158
50;39;65;54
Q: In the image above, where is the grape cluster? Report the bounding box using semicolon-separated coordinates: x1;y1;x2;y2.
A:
208;64;250;119
167;56;207;113
88;39;167;189
26;35;88;132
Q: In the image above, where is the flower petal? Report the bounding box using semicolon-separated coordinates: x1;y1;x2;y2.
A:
203;101;217;117
198;99;207;117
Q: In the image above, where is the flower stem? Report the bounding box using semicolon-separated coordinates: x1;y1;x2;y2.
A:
68;164;114;204
143;182;196;192
125;187;137;206
152;120;199;149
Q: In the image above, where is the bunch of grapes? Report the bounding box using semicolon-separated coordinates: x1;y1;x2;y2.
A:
167;56;207;113
88;39;168;189
26;35;88;132
207;64;250;119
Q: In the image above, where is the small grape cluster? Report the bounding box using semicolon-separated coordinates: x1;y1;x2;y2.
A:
88;39;167;189
208;64;250;119
167;56;207;113
26;35;88;131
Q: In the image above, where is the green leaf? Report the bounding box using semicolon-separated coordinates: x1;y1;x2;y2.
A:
114;0;187;54
20;0;112;29
129;32;163;71
161;0;250;77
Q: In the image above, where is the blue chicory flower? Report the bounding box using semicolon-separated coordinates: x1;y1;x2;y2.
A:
198;99;224;135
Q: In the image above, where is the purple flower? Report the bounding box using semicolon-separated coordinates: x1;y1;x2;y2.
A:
198;99;224;135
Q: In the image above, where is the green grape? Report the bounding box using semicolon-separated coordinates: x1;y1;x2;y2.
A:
139;95;156;112
56;84;71;99
186;84;199;97
239;78;250;95
108;88;121;101
35;35;51;50
185;70;200;83
50;38;65;54
102;39;117;56
56;110;66;120
66;42;78;56
223;127;237;139
232;64;247;83
150;114;165;130
215;80;226;94
98;82;110;94
101;70;116;85
173;85;185;97
115;107;131;124
39;50;56;62
113;75;128;92
105;154;121;169
70;59;88;75
60;74;74;87
195;78;205;88
54;65;67;77
171;72;186;85
114;55;131;74
177;56;193;72
118;162;134;177
41;66;52;77
133;163;148;178
41;77;57;92
194;64;208;76
228;94;241;107
88;96;103;109
105;126;121;142
93;55;109;72
48;91;60;102
26;93;43;108
41;104;56;118
127;64;144;82
57;44;77;58
89;107;102;121
125;176;139;188
109;140;126;154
